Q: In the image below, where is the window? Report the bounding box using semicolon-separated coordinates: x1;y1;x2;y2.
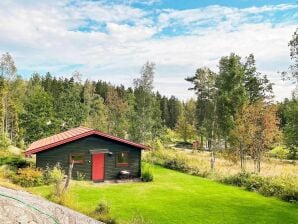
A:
69;153;85;164
116;152;129;167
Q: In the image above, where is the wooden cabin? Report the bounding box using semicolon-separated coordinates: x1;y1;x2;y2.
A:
25;127;149;182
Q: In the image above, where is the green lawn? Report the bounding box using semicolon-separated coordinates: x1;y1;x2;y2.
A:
30;165;298;224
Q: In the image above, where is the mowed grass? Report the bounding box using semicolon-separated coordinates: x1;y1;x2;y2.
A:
29;165;298;224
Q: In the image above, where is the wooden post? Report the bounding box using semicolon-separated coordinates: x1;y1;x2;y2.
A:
63;160;74;193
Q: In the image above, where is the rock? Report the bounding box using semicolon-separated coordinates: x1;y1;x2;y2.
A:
0;186;102;224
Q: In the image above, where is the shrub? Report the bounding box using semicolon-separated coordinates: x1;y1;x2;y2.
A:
48;191;74;206
76;171;86;181
0;156;30;169
269;146;289;160
222;172;298;203
244;174;265;192
43;164;64;184
221;172;251;186
91;201;117;224
95;201;110;215
44;164;65;196
141;164;153;182
0;165;16;179
12;167;43;187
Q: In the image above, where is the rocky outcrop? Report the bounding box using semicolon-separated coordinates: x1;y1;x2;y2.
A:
0;186;102;224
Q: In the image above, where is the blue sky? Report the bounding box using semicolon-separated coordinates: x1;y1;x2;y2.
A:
0;0;297;100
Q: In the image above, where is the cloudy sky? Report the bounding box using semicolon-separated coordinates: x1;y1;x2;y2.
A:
0;0;297;101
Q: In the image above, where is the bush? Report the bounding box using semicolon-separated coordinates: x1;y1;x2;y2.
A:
95;201;110;215
222;172;298;203
12;167;43;187
141;164;153;182
48;191;74;206
221;172;251;186
43;164;65;197
0;156;30;169
91;201;117;224
269;146;289;160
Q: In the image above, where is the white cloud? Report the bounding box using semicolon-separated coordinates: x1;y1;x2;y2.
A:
0;1;296;100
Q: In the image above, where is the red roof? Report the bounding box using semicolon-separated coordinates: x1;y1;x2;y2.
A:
25;126;149;156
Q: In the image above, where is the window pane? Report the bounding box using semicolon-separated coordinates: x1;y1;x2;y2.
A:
70;153;85;164
116;152;129;167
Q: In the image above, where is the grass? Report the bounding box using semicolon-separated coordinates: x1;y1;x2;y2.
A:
144;149;298;181
29;165;298;224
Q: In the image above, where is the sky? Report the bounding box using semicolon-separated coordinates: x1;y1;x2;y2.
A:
0;0;297;101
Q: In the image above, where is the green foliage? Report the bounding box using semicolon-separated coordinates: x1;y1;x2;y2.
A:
282;99;298;159
222;172;298;203
159;128;176;145
20;85;56;143
12;167;43;187
46;164;65;196
175;104;196;143
76;171;86;181
150;139;165;150
269;146;290;160
0;156;30;169
141;163;154;182
91;201;117;224
0;132;11;149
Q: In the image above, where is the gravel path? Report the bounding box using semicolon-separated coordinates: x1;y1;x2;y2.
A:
0;186;102;224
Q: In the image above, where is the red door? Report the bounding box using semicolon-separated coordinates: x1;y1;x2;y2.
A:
92;153;105;181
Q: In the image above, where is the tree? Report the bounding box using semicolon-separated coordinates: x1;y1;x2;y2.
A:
83;80;108;132
186;67;218;170
0;52;17;135
175;102;196;142
284;28;298;83
244;54;273;102
186;67;217;150
106;87;128;138
166;96;181;129
216;54;247;148
283;98;298;158
20;86;55;143
54;78;87;131
232;101;280;172
132;62;161;143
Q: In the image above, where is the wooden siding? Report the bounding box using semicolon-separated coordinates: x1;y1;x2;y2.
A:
36;135;141;180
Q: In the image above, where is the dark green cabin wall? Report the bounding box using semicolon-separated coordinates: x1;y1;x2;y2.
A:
36;135;141;180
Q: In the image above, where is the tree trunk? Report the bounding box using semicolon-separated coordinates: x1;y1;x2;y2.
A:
200;135;203;150
239;142;246;171
257;158;261;173
210;150;215;172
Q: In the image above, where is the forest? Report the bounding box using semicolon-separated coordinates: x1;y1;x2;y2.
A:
0;29;297;173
